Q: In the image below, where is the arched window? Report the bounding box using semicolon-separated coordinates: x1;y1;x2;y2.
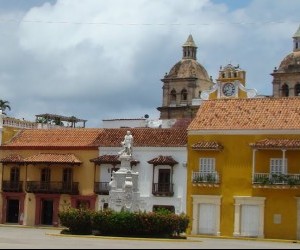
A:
10;167;20;182
181;89;188;101
282;84;289;97
170;89;176;104
295;83;300;96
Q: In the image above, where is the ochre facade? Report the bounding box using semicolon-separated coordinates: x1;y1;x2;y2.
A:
186;97;300;241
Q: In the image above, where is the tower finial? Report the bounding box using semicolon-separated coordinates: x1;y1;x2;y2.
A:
182;34;197;60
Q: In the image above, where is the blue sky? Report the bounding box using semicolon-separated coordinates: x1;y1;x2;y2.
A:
0;0;299;127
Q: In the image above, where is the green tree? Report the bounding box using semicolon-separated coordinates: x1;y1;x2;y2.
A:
0;100;11;115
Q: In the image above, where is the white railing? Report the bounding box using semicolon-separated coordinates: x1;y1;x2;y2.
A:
3;118;65;129
3;118;38;129
192;171;220;183
253;173;300;185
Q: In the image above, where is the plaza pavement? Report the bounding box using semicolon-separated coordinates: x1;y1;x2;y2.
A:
0;225;300;249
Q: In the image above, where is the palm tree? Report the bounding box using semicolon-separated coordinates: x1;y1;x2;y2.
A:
0;100;11;115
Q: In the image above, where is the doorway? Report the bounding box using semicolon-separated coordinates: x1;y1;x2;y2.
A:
41;200;53;225
6;199;19;223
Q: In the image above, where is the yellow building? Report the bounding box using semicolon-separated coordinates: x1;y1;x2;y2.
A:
187;97;300;240
0;128;102;226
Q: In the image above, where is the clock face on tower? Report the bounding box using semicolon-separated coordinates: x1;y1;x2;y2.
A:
222;82;236;97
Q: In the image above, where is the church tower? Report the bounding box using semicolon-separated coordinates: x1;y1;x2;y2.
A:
199;63;257;100
157;35;213;120
271;25;300;97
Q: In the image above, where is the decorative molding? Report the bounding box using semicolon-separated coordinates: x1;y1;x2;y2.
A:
237;81;257;98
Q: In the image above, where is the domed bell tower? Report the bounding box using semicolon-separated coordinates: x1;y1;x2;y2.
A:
271;24;300;97
157;35;213;120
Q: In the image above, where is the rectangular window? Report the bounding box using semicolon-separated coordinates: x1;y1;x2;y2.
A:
199;158;215;173
270;158;287;174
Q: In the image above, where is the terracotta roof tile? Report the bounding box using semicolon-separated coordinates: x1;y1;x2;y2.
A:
250;139;300;149
1;128;103;149
24;153;81;164
90;154;139;166
94;128;187;147
1;128;187;149
188;97;300;131
147;155;178;166
191;141;223;150
0;154;24;163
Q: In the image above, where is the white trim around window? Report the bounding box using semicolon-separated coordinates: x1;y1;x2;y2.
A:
191;195;222;236
233;196;265;238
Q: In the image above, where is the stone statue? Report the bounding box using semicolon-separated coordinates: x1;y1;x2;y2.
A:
118;130;133;156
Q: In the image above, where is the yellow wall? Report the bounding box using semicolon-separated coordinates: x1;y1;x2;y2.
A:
0;149;98;194
187;133;300;240
0;147;99;226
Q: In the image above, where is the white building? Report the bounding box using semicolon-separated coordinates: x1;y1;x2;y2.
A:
90;127;187;214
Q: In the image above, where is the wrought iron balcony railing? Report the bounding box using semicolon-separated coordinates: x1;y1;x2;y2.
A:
152;183;174;196
94;182;110;195
192;172;220;184
25;181;79;194
253;173;300;186
2;181;23;192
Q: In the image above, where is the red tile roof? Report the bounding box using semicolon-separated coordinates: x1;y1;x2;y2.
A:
250;139;300;149
90;154;139;166
24;153;81;164
191;141;223;150
94;128;187;147
0;154;24;163
1;128;103;149
188;97;300;131
147;155;178;166
0;128;187;150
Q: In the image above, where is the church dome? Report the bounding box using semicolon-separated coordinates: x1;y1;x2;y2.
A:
276;25;300;73
166;59;210;79
277;51;300;73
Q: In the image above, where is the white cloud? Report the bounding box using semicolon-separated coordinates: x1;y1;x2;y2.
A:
0;0;299;127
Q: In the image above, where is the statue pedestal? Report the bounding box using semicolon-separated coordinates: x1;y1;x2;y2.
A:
108;154;141;212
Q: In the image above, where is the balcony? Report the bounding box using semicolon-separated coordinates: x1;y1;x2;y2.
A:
2;181;23;192
152;183;174;197
192;172;220;187
94;182;110;195
253;173;300;189
25;181;79;194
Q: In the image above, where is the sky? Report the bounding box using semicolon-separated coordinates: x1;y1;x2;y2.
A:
0;0;299;128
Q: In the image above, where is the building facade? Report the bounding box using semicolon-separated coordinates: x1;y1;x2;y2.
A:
0;128;102;226
186;97;300;240
90;128;187;214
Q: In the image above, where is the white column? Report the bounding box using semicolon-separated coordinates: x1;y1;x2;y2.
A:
296;197;300;240
0;109;3;145
282;149;286;173
258;203;265;238
191;196;199;235
233;203;241;236
252;149;257;183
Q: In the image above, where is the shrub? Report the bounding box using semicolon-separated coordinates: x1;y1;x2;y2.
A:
58;207;93;235
59;207;190;238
